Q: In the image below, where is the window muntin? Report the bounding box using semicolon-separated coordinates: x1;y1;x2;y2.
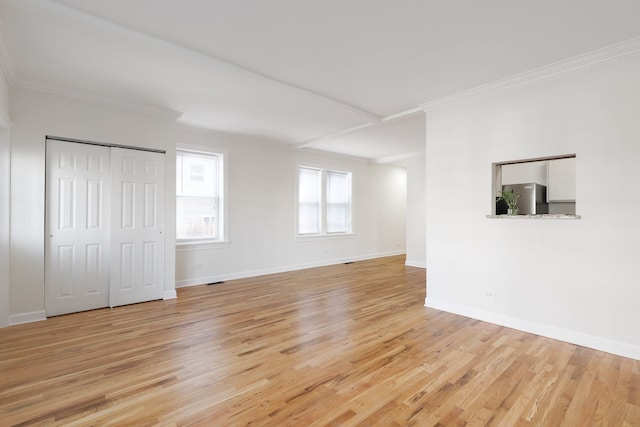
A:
177;150;223;241
298;166;352;236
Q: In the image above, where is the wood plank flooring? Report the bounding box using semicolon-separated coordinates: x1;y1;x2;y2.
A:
1;255;639;426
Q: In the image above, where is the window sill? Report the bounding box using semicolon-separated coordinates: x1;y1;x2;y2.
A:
486;214;581;220
296;233;356;242
176;240;231;252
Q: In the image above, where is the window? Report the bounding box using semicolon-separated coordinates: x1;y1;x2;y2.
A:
176;150;224;241
298;166;352;236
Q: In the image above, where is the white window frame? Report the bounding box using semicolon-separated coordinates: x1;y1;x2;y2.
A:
296;164;354;239
176;147;229;246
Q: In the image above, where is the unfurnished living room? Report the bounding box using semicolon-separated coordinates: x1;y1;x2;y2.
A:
1;1;639;425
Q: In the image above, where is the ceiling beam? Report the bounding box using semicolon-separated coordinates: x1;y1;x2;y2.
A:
295;106;424;149
381;107;424;123
373;151;425;165
294;122;377;149
19;0;381;122
0;17;15;83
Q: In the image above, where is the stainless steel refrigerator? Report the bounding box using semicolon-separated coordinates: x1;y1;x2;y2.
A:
502;183;548;215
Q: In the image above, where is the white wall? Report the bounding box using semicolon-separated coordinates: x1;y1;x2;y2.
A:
405;154;426;268
0;63;10;327
0;64;9;128
425;52;640;359
9;87;177;323
175;133;407;286
0;127;9;328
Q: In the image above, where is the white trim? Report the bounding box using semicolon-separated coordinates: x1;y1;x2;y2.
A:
176;240;231;251
163;290;177;300
425;298;640;361
296;232;356;243
420;36;640;112
405;260;426;269
176;250;406;288
10;310;47;325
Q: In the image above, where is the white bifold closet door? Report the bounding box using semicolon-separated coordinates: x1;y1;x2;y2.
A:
45;140;165;317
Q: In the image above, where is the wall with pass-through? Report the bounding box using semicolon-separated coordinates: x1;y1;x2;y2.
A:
425;51;640;360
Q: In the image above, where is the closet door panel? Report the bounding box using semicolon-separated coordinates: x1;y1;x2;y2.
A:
110;148;165;307
45;141;111;316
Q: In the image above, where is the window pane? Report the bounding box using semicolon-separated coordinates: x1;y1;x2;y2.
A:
298;168;321;234
177;153;219;197
177;150;222;240
326;171;350;233
176;196;218;239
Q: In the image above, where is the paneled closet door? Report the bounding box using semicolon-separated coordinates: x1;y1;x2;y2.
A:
110;148;165;307
45;141;111;316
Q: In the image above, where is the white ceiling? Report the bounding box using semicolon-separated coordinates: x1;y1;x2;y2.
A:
1;0;639;162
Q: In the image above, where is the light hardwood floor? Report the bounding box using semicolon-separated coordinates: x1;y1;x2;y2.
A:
1;255;639;426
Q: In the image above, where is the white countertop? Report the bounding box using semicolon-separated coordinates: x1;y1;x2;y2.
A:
486;214;580;220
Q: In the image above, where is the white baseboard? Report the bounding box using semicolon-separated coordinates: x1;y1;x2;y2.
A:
163;289;177;300
405;260;426;268
10;310;47;326
425;298;640;361
176;251;406;288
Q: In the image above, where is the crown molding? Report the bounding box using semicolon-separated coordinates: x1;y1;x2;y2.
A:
17;0;379;122
13;78;183;120
420;36;640;112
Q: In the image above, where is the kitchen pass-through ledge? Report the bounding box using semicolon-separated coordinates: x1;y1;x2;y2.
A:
486;214;581;219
